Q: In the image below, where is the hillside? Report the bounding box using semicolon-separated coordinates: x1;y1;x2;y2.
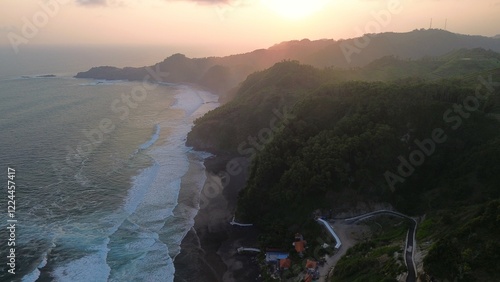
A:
75;30;500;96
186;55;500;281
356;48;500;81
308;29;500;67
187;49;500;154
186;61;329;152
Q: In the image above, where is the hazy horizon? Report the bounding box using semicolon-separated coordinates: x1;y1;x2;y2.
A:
1;0;499;58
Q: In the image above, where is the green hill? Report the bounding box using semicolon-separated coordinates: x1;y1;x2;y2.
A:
186;61;328;152
76;30;500;96
187;50;500;154
187;53;500;281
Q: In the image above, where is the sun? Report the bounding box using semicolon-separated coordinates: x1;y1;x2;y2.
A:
261;0;329;20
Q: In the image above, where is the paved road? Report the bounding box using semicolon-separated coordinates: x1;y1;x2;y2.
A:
342;210;418;282
317;218;342;248
405;221;417;282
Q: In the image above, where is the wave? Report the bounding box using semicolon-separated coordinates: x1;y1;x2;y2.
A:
105;85;219;280
171;86;219;117
21;269;40;282
51;238;111;282
138;124;160;150
20;75;57;79
171;86;205;117
107;173;182;281
165;153;210;260
29;84;220;282
18;229;57;282
108;237;175;282
21;250;49;282
158;82;177;86
122;162;160;215
107;121;190;281
78;80;126;86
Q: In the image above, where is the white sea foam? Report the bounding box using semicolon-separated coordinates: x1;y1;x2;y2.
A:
21;250;49;282
139;124;160;150
122;163;160;215
2;79;218;282
108;85;219;280
21;269;40;282
171;85;205;117
109;240;175;282
129;132;190;229
190;88;220;118
52;239;111;282
38;253;48;269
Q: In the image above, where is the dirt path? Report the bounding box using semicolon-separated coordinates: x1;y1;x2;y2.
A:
318;221;370;281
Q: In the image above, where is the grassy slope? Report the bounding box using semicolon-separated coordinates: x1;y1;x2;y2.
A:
332;218;408;282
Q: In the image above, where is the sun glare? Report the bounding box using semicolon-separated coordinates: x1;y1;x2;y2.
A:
261;0;329;20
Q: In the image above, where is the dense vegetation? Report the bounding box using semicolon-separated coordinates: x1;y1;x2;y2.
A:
238;77;500;212
188;48;500;153
188;49;500;280
418;200;500;280
186;61;329;152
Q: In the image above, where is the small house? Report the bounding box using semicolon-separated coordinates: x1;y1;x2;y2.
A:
265;250;289;263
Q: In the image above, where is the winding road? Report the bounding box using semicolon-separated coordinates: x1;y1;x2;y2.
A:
319;210;418;282
405;220;417;282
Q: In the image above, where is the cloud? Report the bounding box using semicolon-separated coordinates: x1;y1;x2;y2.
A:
75;0;230;6
181;0;231;2
75;0;108;5
0;26;17;33
167;0;236;4
75;0;126;6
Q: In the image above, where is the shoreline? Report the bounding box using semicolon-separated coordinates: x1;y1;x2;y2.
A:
174;155;260;282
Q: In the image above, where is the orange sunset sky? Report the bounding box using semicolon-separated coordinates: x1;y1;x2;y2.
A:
0;0;499;56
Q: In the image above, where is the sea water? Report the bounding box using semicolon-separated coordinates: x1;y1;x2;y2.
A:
0;72;218;281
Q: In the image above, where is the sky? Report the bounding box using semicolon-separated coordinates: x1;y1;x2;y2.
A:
0;0;499;57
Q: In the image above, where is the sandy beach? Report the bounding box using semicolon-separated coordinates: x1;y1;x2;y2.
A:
174;155;261;282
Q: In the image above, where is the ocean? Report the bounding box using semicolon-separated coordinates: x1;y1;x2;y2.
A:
0;46;219;281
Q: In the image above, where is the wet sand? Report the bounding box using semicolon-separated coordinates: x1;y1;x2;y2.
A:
174;156;260;282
